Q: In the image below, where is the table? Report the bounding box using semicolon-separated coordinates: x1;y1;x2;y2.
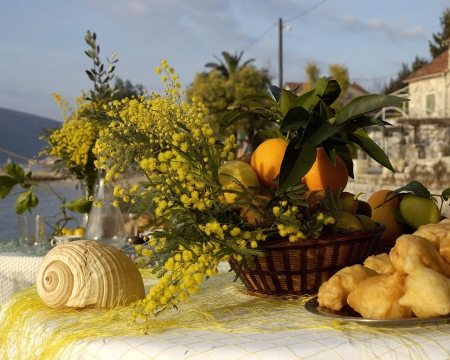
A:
0;240;45;305
2;263;450;360
0;240;137;305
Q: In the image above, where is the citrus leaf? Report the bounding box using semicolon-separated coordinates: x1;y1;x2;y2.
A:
288;88;318;111
279;107;309;132
0;175;19;199
277;141;316;194
442;188;450;201
63;197;93;213
335;94;408;125
219;110;248;134
14;188;38;214
393;181;431;198
241;92;277;105
297;111;339;148
346;130;395;172
320;79;341;106
235;99;269;110
269;85;282;102
3;163;25;183
279;89;297;116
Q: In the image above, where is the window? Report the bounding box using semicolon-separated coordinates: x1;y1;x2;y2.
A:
426;93;435;115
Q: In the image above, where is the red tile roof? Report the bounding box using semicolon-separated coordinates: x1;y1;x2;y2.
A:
404;51;448;82
349;82;368;94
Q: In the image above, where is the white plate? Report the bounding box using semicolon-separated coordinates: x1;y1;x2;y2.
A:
305;296;450;327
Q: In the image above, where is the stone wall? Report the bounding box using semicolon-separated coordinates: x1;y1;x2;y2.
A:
346;155;450;218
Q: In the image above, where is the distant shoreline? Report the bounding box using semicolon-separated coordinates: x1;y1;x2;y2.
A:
0;169;63;181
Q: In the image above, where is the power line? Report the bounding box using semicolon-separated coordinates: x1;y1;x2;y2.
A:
242;0;328;52
284;0;328;23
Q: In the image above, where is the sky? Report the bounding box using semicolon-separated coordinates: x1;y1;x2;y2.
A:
1;0;449;122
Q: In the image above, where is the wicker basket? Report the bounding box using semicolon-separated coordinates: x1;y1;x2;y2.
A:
229;222;385;298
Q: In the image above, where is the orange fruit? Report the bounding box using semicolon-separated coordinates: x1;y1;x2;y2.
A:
250;138;289;189
367;189;401;210
371;206;408;240
302;147;348;192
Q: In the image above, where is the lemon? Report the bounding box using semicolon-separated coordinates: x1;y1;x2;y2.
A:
399;194;441;229
73;227;85;236
340;192;358;214
61;227;74;235
355;214;376;230
336;211;364;232
218;161;260;204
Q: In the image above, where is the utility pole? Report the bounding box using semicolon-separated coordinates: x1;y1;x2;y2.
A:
279;18;283;89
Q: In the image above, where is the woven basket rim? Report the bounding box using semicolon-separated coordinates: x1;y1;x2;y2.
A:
261;222;385;249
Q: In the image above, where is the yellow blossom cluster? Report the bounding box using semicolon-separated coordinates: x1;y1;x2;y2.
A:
132;241;222;317
94;61;265;316
42;94;100;170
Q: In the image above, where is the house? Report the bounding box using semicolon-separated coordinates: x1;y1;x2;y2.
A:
399;38;450;148
403;40;450;119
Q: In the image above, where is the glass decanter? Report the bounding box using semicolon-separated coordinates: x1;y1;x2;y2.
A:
83;167;127;249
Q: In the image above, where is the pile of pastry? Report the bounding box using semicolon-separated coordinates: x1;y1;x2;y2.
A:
317;219;450;319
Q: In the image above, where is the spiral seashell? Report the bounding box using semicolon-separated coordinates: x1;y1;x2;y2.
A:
36;240;145;309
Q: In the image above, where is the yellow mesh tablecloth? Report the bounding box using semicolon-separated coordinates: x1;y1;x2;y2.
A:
2;263;450;360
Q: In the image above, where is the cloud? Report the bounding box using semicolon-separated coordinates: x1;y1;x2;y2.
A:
337;14;428;41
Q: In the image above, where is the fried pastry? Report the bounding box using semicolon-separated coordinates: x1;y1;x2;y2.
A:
317;265;378;311
389;234;450;277
347;272;413;319
413;222;450;250
363;253;395;274
398;256;450;318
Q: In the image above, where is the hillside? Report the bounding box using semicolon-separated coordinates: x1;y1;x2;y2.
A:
0;107;60;164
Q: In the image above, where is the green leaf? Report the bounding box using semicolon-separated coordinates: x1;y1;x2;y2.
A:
318;99;335;121
279;89;296;116
277;142;317;194
393;181;431;198
337;144;355;179
63;197;93;213
320;80;341;106
269;85;282;102
442;188;450;201
289;88;318;112
297;112;339;148
241;92;277;106
346;130;395;172
3;164;25;183
335;94;408;125
279;107;310;132
14;189;38;214
85;70;95;82
219;110;248;133
0;175;18;199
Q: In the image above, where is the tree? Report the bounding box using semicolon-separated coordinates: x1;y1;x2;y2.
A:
205;51;255;79
186;52;271;139
302;62;321;93
429;8;450;59
382;56;429;94
328;64;349;106
112;77;145;101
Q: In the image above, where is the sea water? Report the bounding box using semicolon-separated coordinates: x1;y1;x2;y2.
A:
0;180;84;242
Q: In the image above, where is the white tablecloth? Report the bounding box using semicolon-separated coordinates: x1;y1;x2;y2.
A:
0;244;44;305
2;263;450;360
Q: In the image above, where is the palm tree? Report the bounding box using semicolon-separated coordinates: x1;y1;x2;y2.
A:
205;51;255;79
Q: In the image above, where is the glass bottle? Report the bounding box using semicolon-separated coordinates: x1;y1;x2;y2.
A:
83;167;127;249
